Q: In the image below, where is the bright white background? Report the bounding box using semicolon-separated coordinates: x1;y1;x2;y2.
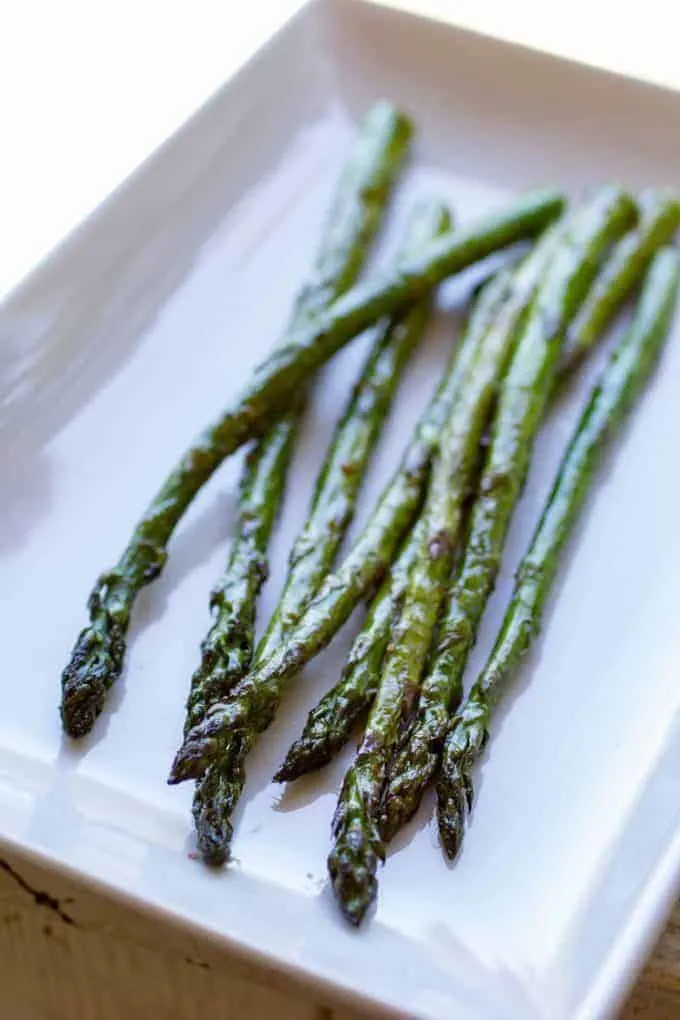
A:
1;0;678;299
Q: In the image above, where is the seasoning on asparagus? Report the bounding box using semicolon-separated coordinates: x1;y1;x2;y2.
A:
168;189;566;782
379;185;637;843
437;246;680;859
327;221;569;925
61;180;563;739
185;105;417;865
60;101;411;738
276;189;680;786
274;267;516;783
562;189;680;371
193;199;452;862
259;199;452;654
183;419;297;739
274;515;423;783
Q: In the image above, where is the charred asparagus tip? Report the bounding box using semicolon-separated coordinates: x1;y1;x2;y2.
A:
60;627;119;738
167;737;217;784
194;817;233;868
272;747;309;783
327;817;382;926
60;685;103;739
436;770;470;861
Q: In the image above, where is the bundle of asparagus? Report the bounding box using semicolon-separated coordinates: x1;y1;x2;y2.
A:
191;199;453;864
58;97;680;929
437;245;680;859
180;101;419;864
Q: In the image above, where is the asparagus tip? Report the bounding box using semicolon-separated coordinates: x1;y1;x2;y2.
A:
436;754;474;860
327;819;381;927
193;804;233;867
435;718;480;860
272;739;316;783
168;736;217;784
327;774;384;926
60;625;121;738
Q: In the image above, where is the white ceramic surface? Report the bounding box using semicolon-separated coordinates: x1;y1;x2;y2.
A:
2;2;680;1017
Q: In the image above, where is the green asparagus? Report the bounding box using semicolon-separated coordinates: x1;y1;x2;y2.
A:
437;246;680;859
277;189;680;787
60;101;412;738
258;200;452;655
183;101;415;860
192;199;451;862
562;189;680;370
327;221;569;925
168;191;566;782
167;285;505;783
274;267;516;782
183;417;300;738
379;185;637;843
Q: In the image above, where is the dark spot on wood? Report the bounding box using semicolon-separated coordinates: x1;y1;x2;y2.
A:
184;956;211;970
0;858;76;926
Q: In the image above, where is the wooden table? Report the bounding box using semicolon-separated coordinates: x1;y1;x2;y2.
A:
0;848;678;1020
3;2;680;1017
0;848;678;1019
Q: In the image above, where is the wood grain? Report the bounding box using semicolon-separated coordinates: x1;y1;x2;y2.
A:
0;850;677;1019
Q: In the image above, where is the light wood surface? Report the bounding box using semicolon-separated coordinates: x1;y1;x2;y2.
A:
0;848;678;1019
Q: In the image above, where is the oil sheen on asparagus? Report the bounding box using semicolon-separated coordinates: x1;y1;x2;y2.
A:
325;261;547;922
375;189;678;843
437;246;680;860
61;101;412;738
62;182;562;739
192;200;451;863
324;219;577;923
274;269;515;782
168;191;566;782
379;185;637;844
181;102;415;862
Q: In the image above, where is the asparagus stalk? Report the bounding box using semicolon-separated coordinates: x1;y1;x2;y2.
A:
326;220;570;925
437;247;680;859
168;291;498;783
562;189;680;370
61;186;563;740
258;200;452;656
183;417;299;738
185;103;415;862
192;199;451;862
274;266;516;782
168;190;566;782
282;188;680;786
273;496;423;783
182;102;417;741
60;101;413;738
379;185;637;843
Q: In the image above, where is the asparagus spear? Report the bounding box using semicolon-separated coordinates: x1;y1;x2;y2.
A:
192;199;451;863
60;101;411;738
168;301;496;781
278;188;680;786
379;185;637;843
183;417;299;738
326;220;570;925
562;189;680;370
258;199;452;656
437;247;680;859
168;190;566;782
62;183;563;739
182;102;417;741
274;266;516;782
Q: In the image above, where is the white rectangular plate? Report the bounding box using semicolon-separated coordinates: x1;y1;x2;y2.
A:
2;2;680;1017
